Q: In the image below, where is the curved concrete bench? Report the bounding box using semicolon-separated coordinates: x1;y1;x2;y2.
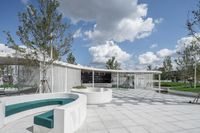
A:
0;93;87;133
6;98;75;117
34;110;54;129
0;93;78;125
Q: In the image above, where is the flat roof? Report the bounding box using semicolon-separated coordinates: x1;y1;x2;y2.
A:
0;56;26;65
55;61;162;74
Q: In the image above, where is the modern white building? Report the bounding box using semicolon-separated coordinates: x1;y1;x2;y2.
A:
0;55;162;93
59;62;162;91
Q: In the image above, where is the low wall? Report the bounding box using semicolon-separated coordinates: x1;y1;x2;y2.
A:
0;93;87;133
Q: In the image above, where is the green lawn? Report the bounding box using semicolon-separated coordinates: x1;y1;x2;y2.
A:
161;82;200;93
171;87;200;93
0;83;18;89
72;85;87;89
161;82;185;87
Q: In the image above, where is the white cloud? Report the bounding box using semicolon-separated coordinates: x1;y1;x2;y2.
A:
138;34;200;68
59;0;155;43
150;44;157;49
157;48;175;58
21;0;29;5
176;35;199;52
138;48;175;65
154;18;164;24
138;52;159;64
73;29;82;38
89;41;131;64
0;43;49;61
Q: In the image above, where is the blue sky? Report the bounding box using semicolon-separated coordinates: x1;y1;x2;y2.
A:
0;0;197;69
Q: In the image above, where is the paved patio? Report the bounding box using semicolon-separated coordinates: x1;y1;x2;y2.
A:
1;89;200;133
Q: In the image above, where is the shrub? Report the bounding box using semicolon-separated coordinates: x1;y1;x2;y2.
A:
73;85;86;89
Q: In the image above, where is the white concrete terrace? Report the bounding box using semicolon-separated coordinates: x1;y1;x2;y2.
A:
1;89;200;133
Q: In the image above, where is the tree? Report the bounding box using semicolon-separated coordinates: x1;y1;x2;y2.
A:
187;1;200;43
106;57;120;70
186;0;200;84
5;0;73;93
0;65;5;76
67;52;76;64
146;65;152;70
175;44;199;83
162;56;173;80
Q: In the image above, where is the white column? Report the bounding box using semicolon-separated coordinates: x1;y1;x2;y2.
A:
151;74;153;89
51;43;54;93
134;74;136;89
39;62;42;93
92;70;94;88
51;64;54;93
194;62;197;89
65;67;68;92
117;72;119;89
158;74;161;93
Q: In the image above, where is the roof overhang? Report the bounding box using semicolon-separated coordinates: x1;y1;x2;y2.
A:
54;61;162;74
0;55;162;74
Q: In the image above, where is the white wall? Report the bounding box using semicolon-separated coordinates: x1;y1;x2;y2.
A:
45;65;81;93
112;73;135;88
1;65;40;87
45;63;158;92
52;65;67;93
66;67;81;91
134;74;153;89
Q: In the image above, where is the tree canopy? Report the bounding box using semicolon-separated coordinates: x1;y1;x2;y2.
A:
67;52;76;65
106;57;120;70
5;0;73;92
146;65;152;70
162;56;173;80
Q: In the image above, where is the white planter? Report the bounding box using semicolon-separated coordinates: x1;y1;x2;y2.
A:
72;87;112;104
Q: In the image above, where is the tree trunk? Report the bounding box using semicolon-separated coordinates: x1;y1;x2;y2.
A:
40;60;48;93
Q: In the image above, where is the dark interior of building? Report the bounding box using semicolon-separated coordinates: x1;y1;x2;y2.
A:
81;70;111;83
